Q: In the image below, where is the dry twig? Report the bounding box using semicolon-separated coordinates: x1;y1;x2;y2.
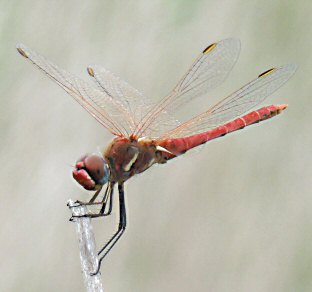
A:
68;200;104;292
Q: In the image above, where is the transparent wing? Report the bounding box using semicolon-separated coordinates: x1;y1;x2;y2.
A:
86;65;180;137
16;44;134;137
162;64;297;138
134;38;241;137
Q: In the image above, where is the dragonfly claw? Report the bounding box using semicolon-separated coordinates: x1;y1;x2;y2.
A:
69;214;89;221
67;200;84;208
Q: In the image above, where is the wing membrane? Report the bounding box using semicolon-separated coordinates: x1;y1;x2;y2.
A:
87;65;179;136
134;38;241;137
17;44;133;137
162;64;297;138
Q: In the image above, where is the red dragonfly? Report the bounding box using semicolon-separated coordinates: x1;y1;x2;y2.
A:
17;39;296;275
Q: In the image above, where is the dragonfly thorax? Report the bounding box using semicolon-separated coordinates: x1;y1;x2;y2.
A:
103;137;170;183
73;154;110;190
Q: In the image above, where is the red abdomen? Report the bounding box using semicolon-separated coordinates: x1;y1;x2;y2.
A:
158;104;287;160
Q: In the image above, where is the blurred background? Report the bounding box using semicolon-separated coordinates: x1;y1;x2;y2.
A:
0;0;311;291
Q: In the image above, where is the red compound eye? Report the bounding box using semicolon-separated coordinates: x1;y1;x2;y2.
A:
73;154;109;190
84;155;106;182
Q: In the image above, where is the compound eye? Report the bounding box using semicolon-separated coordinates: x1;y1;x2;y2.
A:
84;154;105;182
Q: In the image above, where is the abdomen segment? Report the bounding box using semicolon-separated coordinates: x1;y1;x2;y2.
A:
158;104;287;160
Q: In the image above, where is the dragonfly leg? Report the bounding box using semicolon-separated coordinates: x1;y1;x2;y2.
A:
99;183;114;216
91;183;127;276
69;183;114;220
89;187;104;204
68;187;103;208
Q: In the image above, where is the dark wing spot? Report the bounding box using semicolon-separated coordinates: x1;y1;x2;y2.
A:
202;43;217;54
258;68;275;78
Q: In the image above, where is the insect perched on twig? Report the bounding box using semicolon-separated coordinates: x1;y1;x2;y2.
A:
17;38;296;275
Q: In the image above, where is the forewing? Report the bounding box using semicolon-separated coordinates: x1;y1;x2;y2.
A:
163;64;297;138
86;65;179;135
16;44;133;137
134;38;241;137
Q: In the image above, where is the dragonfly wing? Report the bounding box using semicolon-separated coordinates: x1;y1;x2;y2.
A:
162;64;297;138
17;44;133;137
134;38;241;137
87;64;181;138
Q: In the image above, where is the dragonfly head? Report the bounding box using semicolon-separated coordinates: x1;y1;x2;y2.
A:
72;154;109;190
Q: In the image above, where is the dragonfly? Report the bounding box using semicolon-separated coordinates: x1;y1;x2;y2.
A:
17;39;296;275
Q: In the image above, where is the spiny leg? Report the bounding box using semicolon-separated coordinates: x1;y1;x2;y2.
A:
91;183;127;276
88;182;114;216
70;183;114;220
89;187;104;204
100;183;114;216
69;186;104;208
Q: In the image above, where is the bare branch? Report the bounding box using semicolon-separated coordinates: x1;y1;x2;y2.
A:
68;200;104;292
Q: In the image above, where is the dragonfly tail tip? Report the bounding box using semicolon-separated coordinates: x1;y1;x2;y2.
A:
279;104;288;111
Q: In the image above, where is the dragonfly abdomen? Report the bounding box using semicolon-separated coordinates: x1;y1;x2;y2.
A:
158;104;287;160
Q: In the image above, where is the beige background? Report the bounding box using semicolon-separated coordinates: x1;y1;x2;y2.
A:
0;0;311;291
